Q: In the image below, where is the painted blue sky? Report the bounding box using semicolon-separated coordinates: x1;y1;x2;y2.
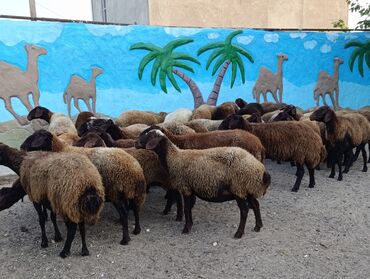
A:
0;19;369;121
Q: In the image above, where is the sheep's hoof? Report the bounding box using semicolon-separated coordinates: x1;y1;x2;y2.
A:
132;227;141;235
175;216;183;222
120;237;130;245
329;174;335;178
54;235;63;242
81;248;90;256
343;169;349;174
291;187;299;192
59;250;70;258
362;166;368;172
254;226;262;232
308;184;315;188
162;209;170;216
234;231;244;239
41;241;48;248
338;176;343;181
182;227;191;234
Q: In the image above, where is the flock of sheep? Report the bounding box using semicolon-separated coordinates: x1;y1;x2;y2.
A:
0;98;369;258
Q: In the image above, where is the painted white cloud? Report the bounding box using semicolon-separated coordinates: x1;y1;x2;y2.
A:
264;33;279;43
289;32;307;39
304;40;317;50
0;21;63;46
85;25;133;36
236;35;254;45
326;32;339;42
320;44;332;53
344;33;358;40
164;27;201;37
207;32;220;39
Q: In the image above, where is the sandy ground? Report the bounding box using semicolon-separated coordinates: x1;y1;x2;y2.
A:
0;159;369;279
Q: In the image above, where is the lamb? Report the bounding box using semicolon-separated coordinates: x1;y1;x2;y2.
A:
136;129;270;237
219;114;326;192
21;130;146;246
141;125;265;162
191;104;216;120
164;108;193;124
0;144;104;258
158;122;196;135
74;131;182;221
310;106;370;180
116;110;166;127
27;106;77;137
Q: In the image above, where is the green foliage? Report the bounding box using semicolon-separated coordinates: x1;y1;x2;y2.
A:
130;39;200;93
344;40;370;77
347;0;370;29
197;30;254;88
332;19;349;30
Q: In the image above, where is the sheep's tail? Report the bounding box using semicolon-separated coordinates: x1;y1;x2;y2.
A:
79;187;103;224
0;183;26;211
134;180;146;210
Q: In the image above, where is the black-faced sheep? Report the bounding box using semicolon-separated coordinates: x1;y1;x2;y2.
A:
219;114;326;192
0;144;104;258
21;130;146;246
136;129;270;238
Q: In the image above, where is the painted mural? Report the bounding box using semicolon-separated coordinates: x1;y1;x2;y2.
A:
0;19;369;145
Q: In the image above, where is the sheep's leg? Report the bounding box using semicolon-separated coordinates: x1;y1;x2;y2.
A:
343;149;354;173
129;200;141;235
291;164;304;192
308;167;315;188
78;222;89;256
182;194;194;234
234;197;249;238
361;144;367;172
33;202;48;248
329;162;336;178
162;189;175;215
336;152;344;181
113;201;130;245
59;222;77;258
50;211;62;242
247;196;262;232
42;205;48;221
175;191;184;221
353;146;361;162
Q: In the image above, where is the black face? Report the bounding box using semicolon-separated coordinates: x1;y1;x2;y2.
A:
136;129;163;149
219;114;246;130
78;118;124;140
248;113;262;123
310;106;330;122
74;133;106;148
20;130;53;151
235;98;247;108
27;106;51;122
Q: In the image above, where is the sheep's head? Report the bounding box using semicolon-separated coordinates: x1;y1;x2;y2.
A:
235;98;247;109
309;106;335;123
248;113;262;123
0;179;26;212
78;118;123;140
136;129;165;150
75;111;95;130
27;106;52;122
218;114;247;130
21;130;53;151
73;132;107;148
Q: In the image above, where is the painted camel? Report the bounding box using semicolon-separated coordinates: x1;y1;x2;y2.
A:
0;44;47;125
63;67;103;117
252;53;288;104
314;57;343;109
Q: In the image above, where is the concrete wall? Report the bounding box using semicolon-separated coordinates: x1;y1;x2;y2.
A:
92;0;149;24
148;0;347;29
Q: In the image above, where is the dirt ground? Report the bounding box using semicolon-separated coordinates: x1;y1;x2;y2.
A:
0;159;369;279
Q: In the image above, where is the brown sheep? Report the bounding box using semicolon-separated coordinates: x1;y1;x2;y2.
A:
116;110;166;127
75;111;95;130
136;129;271;238
191;104;216;120
219;114;326;192
140;126;265;162
212;102;238;120
20;130;146;246
0;144;104;258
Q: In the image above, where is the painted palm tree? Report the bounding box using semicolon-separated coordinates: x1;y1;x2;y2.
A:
130;39;205;108
197;30;254;105
344;40;370;77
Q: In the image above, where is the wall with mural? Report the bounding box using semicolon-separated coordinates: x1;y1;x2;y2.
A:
0;19;369;145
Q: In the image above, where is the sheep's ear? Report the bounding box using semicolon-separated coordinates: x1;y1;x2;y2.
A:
30;136;47;149
145;137;162;150
324;110;334;123
84;137;103;148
